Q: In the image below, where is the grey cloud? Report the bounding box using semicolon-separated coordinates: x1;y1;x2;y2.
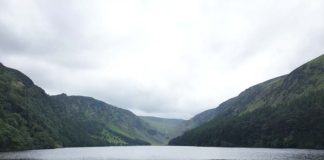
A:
0;23;28;52
0;0;324;119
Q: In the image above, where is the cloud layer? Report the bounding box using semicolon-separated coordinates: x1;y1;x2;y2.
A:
1;0;324;119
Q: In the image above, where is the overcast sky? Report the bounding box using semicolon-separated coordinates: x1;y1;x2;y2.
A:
0;0;324;119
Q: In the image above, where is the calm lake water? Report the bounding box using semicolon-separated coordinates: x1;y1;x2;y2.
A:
0;146;323;160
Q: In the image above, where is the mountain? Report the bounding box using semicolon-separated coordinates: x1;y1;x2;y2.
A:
182;107;224;130
0;63;61;151
140;116;185;144
0;63;169;151
50;94;165;146
169;54;324;149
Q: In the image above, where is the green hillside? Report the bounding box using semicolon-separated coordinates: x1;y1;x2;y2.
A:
169;55;324;149
0;63;168;151
50;94;164;146
140;116;185;144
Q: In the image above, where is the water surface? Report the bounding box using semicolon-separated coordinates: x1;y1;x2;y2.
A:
0;146;323;160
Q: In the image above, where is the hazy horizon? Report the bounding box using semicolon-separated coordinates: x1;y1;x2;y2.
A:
1;0;324;119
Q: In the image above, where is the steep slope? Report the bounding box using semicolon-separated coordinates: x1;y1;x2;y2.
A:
182;76;285;129
50;95;165;146
0;63;166;151
169;55;324;149
140;116;185;144
0;63;62;151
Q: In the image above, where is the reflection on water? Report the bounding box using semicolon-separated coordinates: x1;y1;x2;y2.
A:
0;146;323;160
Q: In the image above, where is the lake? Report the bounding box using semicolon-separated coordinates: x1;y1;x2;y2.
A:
0;146;323;160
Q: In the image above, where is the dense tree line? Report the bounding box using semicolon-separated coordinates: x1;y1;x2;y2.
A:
170;88;324;149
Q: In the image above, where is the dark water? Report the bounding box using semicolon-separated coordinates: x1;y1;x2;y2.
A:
0;146;323;160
